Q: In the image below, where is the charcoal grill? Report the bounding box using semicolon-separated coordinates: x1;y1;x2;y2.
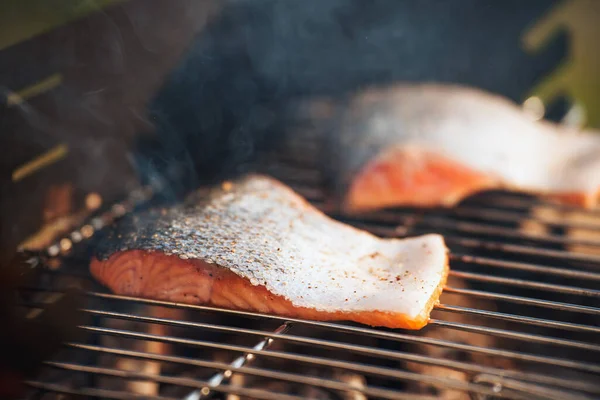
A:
2;3;598;398
15;153;600;400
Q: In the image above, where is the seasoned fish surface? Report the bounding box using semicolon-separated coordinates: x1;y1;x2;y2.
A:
92;175;449;329
288;84;600;212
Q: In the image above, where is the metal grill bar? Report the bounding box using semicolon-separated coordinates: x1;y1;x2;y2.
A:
338;210;600;250
321;214;600;270
18;297;599;392
295;189;600;235
75;325;531;398
65;343;438;400
71;340;600;397
349;222;600;269
450;207;600;232
67;340;600;397
85;292;600;367
450;254;600;282
84;311;564;379
469;374;595;400
34;363;308;400
434;304;600;333
428;320;600;355
442;287;600;315
390;215;600;248
25;381;178;400
330;202;600;234
79;312;600;382
468;195;600;216
193;322;289;400
449;270;600;297
446;237;600;265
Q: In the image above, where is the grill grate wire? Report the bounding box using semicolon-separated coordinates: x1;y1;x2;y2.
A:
19;162;600;400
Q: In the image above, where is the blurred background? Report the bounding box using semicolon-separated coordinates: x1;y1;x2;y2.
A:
1;0;599;264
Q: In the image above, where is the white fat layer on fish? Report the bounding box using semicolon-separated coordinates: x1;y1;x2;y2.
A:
335;84;600;194
141;176;447;318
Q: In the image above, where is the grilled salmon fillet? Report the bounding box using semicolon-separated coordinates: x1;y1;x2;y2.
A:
282;83;600;212
91;175;449;329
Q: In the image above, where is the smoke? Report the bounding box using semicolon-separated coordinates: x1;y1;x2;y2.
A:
133;0;563;194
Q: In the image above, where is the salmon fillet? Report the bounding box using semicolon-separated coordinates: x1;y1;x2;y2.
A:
91;175;449;329
282;84;600;212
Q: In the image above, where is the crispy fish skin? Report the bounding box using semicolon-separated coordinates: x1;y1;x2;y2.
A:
91;175;449;329
296;84;600;212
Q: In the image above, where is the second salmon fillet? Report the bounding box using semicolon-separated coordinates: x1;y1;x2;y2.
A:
91;175;449;329
280;83;600;212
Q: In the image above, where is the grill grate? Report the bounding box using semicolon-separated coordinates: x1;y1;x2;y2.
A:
18;162;600;400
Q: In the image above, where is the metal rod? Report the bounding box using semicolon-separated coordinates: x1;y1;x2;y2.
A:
429;319;600;355
74;326;522;398
42;362;307;400
193;322;290;400
80;320;600;377
469;373;595;400
446;237;600;265
450;254;600;282
409;216;600;249
342;210;600;249
469;195;600;216
347;222;600;268
451;207;600;232
442;286;600;315
69;340;600;396
25;380;177;400
449;270;600;297
434;304;600;333
68;343;438;400
309;193;600;235
85;292;600;369
87;299;600;345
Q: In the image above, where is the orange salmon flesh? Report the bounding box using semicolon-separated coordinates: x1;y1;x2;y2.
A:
91;250;449;330
345;146;600;213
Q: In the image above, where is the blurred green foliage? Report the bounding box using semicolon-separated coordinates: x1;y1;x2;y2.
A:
523;0;600;129
0;0;124;51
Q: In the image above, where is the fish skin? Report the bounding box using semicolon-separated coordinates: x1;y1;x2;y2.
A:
92;175;449;329
281;83;600;212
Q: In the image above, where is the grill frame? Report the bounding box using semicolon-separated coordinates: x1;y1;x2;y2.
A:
18;165;600;400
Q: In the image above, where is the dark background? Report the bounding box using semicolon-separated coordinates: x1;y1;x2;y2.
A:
144;0;567;187
0;0;567;261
